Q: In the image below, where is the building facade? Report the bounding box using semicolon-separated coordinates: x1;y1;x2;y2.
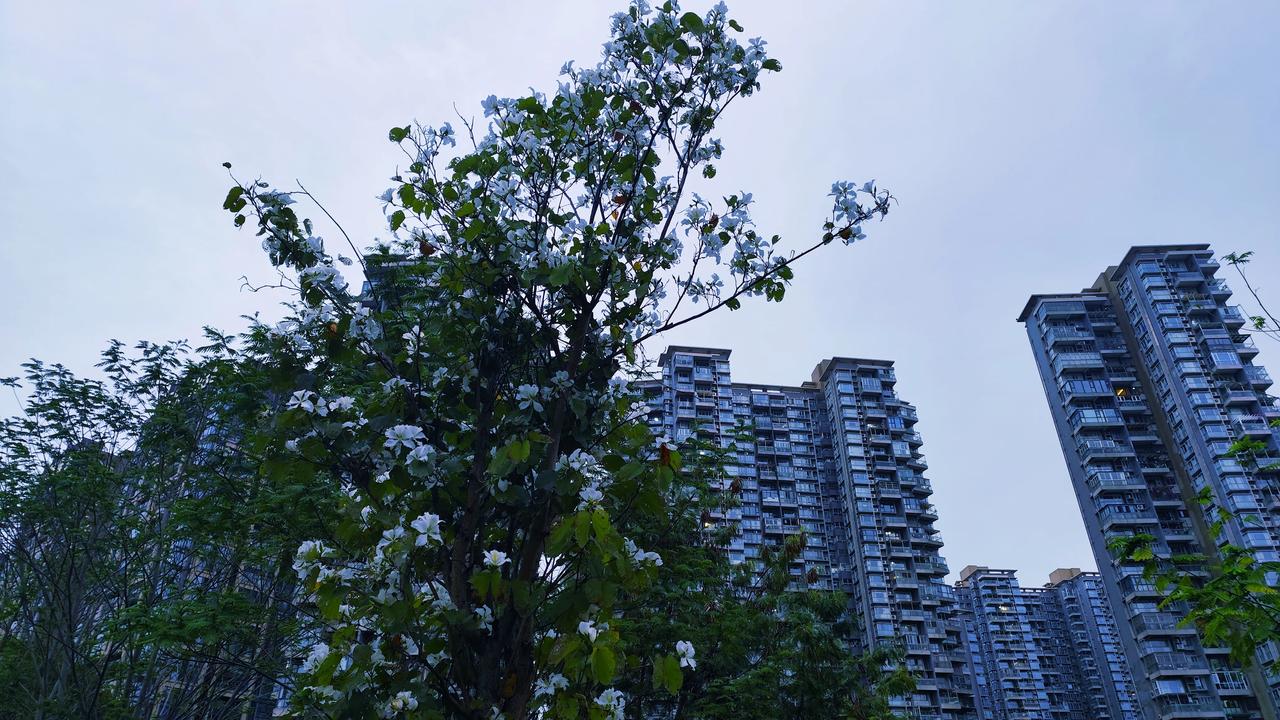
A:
956;566;1142;720
640;347;974;720
1020;244;1280;720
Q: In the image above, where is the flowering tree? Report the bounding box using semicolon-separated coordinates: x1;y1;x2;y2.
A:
223;2;891;718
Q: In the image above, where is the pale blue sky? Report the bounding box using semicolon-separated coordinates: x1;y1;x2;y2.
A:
3;2;1278;584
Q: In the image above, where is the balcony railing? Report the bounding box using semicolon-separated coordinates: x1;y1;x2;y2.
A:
1099;506;1158;527
1246;366;1273;385
1045;327;1093;344
1154;698;1219;716
1087;471;1143;493
1143;651;1209;673
1132;612;1185;635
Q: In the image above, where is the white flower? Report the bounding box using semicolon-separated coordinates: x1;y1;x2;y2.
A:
654;435;674;450
299;643;329;674
483;549;510;569
286;390;326;415
595;688;626;720
475;605;494;632
578;484;604;509
384;690;418;717
411;512;443;546
578;620;599;642
516;384;543;413
385;424;426;450
401;325;423;354
624;538;662;566
533;673;569;699
407;443;436;465
293;540;329;577
328;396;356;412
676;640;697;669
285;439;299;452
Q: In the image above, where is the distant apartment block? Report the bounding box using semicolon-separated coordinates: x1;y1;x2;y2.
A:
956;566;1141;720
1020;244;1280;720
639;347;973;720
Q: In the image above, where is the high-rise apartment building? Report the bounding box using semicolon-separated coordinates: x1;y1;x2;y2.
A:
956;566;1141;720
639;347;973;720
1043;568;1143;720
956;566;1054;720
1020;244;1280;720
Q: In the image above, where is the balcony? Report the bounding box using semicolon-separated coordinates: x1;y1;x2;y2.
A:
1184;299;1218;314
1099;506;1158;530
911;532;944;546
1045;326;1093;345
1154;697;1221;718
1053;352;1106;374
1132;612;1191;637
1062;379;1114;400
1143;651;1210;675
1078;440;1134;461
1160;523;1196;540
1222;306;1246;327
1041;301;1086;317
1233;415;1273;436
1087;471;1144;495
1223;388;1258;404
1208;279;1231;296
1120;576;1159;598
1071;408;1124;429
1235;335;1259;359
1245;365;1273;389
1213;670;1250;693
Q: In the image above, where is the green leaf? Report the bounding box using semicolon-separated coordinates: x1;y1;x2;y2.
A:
591;508;612;542
390;210;406;232
679;11;705;33
591;645;617;684
457;201;477;218
388;125;411;142
222;186;244;211
659;654;684;693
762;58;782;72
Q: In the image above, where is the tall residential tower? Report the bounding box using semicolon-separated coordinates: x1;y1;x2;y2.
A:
1020;245;1280;720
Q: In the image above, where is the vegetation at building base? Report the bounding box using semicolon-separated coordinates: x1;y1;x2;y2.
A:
1;2;913;719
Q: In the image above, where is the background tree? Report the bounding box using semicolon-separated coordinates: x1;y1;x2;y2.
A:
221;2;892;718
0;336;340;719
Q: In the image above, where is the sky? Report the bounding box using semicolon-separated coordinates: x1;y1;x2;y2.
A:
3;1;1279;585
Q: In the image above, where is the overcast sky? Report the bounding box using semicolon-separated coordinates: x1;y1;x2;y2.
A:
4;1;1279;585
